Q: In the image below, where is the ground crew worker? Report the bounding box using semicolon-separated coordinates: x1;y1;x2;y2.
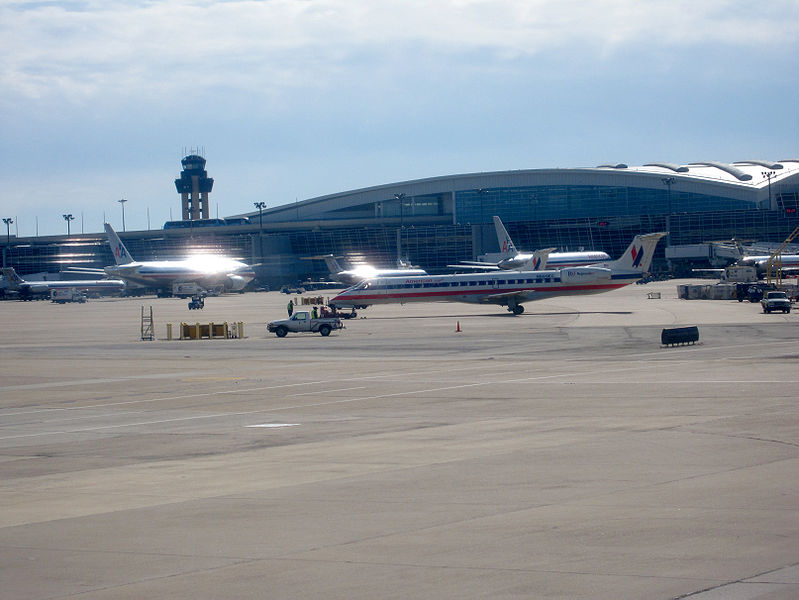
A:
287;299;294;316
311;305;318;319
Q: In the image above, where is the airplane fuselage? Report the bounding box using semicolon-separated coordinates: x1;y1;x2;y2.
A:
332;232;667;313
105;258;255;291
331;267;633;308
335;266;428;286
497;251;611;270
738;254;799;273
22;279;126;295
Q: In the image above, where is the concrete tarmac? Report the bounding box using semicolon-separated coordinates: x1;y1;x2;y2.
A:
1;279;797;599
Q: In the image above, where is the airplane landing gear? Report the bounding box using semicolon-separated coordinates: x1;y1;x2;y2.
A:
507;301;524;315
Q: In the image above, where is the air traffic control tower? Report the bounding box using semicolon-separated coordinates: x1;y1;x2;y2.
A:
175;154;214;220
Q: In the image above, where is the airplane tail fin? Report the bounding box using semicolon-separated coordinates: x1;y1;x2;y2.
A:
1;267;25;289
104;223;134;265
609;232;668;273
322;254;344;275
493;216;517;256
518;247;556;271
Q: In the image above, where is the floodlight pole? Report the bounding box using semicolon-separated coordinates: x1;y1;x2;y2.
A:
118;198;127;232
661;177;675;247
2;217;12;268
3;217;12;246
254;201;266;261
762;171;775;209
62;213;74;235
394;193;406;262
475;188;486;254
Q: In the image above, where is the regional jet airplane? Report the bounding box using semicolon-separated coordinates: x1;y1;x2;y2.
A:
330;232;666;314
452;216;611;271
321;254;427;285
2;267;126;299
102;223;255;293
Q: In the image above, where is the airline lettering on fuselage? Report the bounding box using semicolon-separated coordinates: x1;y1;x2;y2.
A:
565;269;591;278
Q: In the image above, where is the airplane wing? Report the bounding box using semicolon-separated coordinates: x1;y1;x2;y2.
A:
446;263;500;271
480;290;534;303
64;267;108;275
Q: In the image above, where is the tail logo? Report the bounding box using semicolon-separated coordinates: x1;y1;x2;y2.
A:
631;245;644;268
114;244;126;260
502;237;511;252
532;257;541;270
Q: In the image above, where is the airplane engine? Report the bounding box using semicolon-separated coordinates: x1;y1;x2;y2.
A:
560;267;612;284
227;275;249;291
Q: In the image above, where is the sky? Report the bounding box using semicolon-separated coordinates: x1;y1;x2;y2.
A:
2;0;798;237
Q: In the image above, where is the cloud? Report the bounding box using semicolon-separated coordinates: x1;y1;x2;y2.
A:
3;0;797;107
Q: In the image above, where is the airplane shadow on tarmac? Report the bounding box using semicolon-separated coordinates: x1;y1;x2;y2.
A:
364;310;633;320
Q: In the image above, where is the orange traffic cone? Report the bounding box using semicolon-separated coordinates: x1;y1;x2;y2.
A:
456;321;461;333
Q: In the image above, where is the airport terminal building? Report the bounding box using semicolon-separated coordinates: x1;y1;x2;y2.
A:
3;158;799;287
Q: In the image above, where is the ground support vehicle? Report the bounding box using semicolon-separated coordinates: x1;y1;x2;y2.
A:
761;291;791;313
50;288;87;303
267;311;343;337
188;295;205;310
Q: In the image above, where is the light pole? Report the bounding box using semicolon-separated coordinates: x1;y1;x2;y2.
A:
762;171;775;208
3;217;12;246
394;193;406;263
253;201;266;260
475;188;486;254
394;193;406;228
118;198;127;232
2;217;12;268
661;177;675;247
62;213;74;235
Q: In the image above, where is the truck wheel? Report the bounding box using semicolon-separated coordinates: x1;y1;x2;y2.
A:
319;324;331;336
275;326;288;338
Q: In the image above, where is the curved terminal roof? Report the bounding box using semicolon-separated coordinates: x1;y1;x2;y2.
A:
236;158;799;223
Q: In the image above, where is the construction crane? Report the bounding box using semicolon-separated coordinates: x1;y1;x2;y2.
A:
766;226;799;287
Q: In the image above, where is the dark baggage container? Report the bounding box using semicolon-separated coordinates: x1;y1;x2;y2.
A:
661;326;699;346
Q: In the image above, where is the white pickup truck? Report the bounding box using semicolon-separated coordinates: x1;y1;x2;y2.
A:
267;311;343;337
760;291;791;313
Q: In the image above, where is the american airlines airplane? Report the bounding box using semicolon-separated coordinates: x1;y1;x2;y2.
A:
330;232;666;314
321;254;427;285
453;216;611;271
736;253;799;275
2;267;126;299
103;223;256;293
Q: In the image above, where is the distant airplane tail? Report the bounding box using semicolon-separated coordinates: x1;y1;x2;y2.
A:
104;223;134;265
493;216;517;256
609;232;668;273
518;247;556;271
1;267;25;289
322;254;345;275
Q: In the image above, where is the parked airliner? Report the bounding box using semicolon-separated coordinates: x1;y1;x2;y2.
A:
330;232;666;314
321;254;427;285
453;216;611;271
736;254;799;275
102;223;255;293
2;267;126;299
